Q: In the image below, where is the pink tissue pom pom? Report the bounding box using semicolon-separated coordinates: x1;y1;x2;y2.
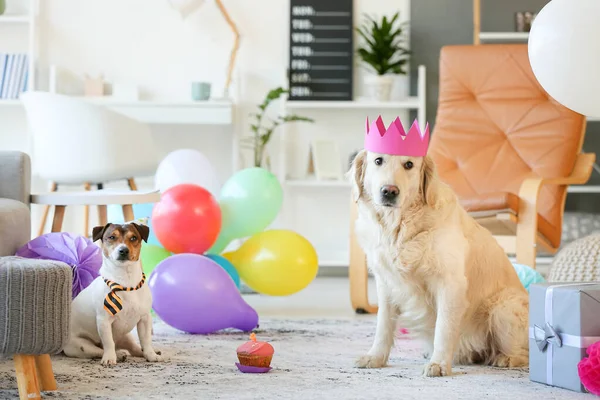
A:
578;341;600;395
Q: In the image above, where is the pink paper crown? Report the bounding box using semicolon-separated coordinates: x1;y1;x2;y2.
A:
364;116;430;156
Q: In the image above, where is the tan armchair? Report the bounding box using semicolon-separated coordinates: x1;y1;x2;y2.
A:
349;44;595;314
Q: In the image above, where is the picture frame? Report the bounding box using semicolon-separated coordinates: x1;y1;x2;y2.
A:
308;139;343;181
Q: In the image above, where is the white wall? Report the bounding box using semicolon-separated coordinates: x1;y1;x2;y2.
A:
0;0;411;265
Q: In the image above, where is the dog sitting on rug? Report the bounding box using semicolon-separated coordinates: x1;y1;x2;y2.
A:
63;222;162;366
349;117;529;377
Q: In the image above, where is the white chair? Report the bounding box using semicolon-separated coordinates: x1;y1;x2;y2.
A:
20;91;159;236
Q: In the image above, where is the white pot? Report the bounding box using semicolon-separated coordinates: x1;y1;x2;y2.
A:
364;74;394;101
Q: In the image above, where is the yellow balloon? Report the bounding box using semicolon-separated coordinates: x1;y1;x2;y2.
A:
227;229;318;296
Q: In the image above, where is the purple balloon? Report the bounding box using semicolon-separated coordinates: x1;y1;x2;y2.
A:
15;232;102;299
148;253;258;334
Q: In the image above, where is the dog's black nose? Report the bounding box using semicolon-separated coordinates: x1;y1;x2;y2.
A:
380;185;399;201
118;247;130;257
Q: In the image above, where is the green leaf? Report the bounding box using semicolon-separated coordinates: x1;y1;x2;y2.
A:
355;12;411;75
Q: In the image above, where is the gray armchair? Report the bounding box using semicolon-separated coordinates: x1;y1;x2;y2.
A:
0;151;71;399
0;151;31;256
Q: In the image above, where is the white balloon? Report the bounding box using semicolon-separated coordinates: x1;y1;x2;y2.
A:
154;149;221;196
528;0;600;118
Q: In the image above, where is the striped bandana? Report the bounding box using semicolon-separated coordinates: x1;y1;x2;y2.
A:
103;273;146;316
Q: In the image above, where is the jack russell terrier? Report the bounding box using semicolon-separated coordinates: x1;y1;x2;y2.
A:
63;222;163;366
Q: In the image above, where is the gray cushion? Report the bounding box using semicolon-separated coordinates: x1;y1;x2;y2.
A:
0;257;71;354
0;199;31;257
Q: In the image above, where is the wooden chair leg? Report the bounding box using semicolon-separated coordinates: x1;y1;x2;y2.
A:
348;199;378;314
97;205;108;226
122;204;135;222
83;183;91;237
37;182;57;236
14;354;41;400
127;178;138;191
95;183;108;226
34;354;57;391
516;182;540;269
51;206;66;233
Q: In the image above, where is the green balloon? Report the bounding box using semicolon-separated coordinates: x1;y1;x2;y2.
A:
207;229;233;254
217;167;283;240
141;244;171;276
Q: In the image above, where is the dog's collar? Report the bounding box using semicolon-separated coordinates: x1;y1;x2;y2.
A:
102;273;146;316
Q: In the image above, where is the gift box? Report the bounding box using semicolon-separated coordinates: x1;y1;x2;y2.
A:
529;282;600;392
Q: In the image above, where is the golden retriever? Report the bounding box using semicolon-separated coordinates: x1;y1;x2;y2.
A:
348;150;529;377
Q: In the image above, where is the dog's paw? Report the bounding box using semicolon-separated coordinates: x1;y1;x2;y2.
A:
355;354;387;369
422;361;451;377
144;351;163;362
491;354;527;368
101;350;127;366
101;353;117;367
116;350;128;362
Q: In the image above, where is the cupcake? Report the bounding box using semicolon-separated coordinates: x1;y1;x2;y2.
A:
236;333;274;368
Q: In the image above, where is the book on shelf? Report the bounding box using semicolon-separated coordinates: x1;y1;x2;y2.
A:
0;53;29;100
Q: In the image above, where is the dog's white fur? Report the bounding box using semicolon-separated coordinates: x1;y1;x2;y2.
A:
63;225;162;366
349;150;529;377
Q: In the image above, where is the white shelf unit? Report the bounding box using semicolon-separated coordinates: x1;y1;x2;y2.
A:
478;32;529;41
0;96;234;125
286;178;351;188
280;65;427;186
277;65;426;267
0;99;20;106
0;0;37;97
77;97;234;125
0;15;31;24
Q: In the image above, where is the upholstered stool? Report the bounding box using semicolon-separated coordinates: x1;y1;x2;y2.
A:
0;256;72;400
548;233;600;282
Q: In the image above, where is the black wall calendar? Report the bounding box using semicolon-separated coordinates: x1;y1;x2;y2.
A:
288;0;353;101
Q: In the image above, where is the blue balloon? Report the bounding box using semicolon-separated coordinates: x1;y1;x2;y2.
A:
512;263;546;292
106;202;161;246
205;254;241;289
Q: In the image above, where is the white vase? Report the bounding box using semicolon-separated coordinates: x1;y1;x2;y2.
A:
364;74;394;101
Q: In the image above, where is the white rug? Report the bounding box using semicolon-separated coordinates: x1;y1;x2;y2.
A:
0;317;591;399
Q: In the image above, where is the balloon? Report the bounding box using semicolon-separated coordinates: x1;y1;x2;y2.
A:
155;149;221;197
226;229;318;296
152;184;221;254
205;253;240;288
528;0;600;117
207;230;234;254
211;168;283;249
141;244;171;277
512;263;545;293
107;202;161;246
148;253;258;334
16;232;101;299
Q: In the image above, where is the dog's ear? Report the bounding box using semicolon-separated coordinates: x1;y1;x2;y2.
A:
92;223;111;242
347;150;367;203
131;222;150;243
420;155;438;206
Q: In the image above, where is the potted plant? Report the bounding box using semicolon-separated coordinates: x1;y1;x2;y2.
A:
356;12;411;101
241;87;313;169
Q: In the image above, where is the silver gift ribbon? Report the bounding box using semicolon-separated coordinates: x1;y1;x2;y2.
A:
528;283;600;385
